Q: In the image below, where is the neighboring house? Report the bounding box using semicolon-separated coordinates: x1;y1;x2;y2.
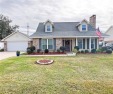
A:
30;15;107;52
1;31;31;51
0;41;4;49
104;26;113;44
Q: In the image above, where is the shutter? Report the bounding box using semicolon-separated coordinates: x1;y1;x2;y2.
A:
54;38;56;50
83;39;85;49
39;38;41;49
95;39;97;49
87;39;89;49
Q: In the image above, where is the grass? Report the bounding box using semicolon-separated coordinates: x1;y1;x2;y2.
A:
0;54;113;94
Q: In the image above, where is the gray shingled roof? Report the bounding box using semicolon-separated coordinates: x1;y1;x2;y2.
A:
30;22;108;38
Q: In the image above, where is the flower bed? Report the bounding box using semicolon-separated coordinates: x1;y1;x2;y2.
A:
36;60;54;65
30;52;66;55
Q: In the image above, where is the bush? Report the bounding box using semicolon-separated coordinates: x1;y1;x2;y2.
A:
85;50;89;53
26;46;36;54
81;50;85;53
44;49;49;53
60;46;65;52
30;46;36;52
91;49;96;53
106;50;112;54
27;47;32;54
72;49;78;53
57;49;60;53
37;49;41;53
0;49;4;52
96;49;101;53
74;46;79;51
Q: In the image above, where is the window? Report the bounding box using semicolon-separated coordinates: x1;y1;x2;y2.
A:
82;25;86;31
47;25;51;31
78;39;83;49
41;39;53;50
42;39;47;49
91;39;95;49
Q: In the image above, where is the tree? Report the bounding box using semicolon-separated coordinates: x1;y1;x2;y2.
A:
0;14;19;40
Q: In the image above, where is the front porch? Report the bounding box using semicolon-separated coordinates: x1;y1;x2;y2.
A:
61;38;99;52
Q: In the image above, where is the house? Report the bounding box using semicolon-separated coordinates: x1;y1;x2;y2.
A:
1;31;31;51
104;26;113;45
30;15;107;52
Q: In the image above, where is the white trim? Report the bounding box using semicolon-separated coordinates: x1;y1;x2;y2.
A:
1;31;31;41
89;38;91;51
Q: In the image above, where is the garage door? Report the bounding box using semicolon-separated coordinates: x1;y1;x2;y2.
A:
7;41;28;51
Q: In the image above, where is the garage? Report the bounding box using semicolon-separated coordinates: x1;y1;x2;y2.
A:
1;31;31;52
7;41;28;51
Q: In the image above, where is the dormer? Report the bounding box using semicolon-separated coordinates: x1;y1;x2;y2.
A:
76;19;88;32
44;20;53;32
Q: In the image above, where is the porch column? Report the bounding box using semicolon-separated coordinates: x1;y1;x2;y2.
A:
76;38;78;46
85;38;87;49
89;37;91;52
97;38;99;49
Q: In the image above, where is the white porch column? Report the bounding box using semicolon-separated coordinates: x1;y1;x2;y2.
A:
89;37;91;52
85;38;87;49
97;38;99;49
76;38;78;46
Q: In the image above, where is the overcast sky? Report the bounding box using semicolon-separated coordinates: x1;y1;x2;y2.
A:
0;0;113;35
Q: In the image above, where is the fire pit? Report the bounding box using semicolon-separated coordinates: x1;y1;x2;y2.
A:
36;60;54;65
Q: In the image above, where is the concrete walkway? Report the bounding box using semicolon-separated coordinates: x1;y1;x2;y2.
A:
0;52;16;60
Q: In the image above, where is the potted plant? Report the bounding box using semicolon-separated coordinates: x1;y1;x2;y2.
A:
16;51;20;56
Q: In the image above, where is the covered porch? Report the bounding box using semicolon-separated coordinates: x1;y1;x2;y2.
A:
62;37;99;52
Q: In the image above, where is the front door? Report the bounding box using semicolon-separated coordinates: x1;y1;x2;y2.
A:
65;40;70;52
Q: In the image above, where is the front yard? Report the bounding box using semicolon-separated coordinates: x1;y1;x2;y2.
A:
0;54;113;94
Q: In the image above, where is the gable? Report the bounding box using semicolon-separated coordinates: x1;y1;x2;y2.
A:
2;32;31;42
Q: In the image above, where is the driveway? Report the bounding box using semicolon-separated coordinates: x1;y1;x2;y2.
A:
0;52;16;60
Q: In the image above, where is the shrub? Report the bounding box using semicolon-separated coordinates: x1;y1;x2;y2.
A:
74;46;79;51
44;49;49;53
91;49;96;53
37;49;41;53
60;46;65;52
106;49;112;54
72;49;78;53
57;49;60;53
30;46;36;52
27;47;32;54
81;50;84;53
0;49;4;52
85;50;89;53
96;49;102;53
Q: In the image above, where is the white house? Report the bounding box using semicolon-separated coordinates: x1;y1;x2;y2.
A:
1;31;32;51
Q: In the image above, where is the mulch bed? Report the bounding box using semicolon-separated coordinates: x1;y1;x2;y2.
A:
30;52;66;55
36;59;54;65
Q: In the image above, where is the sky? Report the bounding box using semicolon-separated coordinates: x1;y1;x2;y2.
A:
0;0;113;35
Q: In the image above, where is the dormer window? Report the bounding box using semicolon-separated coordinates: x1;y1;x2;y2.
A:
47;25;51;31
82;25;86;31
44;20;53;32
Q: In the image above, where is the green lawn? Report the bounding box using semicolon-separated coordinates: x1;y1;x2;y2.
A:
0;54;113;94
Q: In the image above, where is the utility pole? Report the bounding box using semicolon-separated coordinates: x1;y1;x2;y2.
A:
27;23;29;36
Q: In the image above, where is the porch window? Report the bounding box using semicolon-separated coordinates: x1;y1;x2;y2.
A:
78;39;83;49
91;39;95;49
41;39;53;50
